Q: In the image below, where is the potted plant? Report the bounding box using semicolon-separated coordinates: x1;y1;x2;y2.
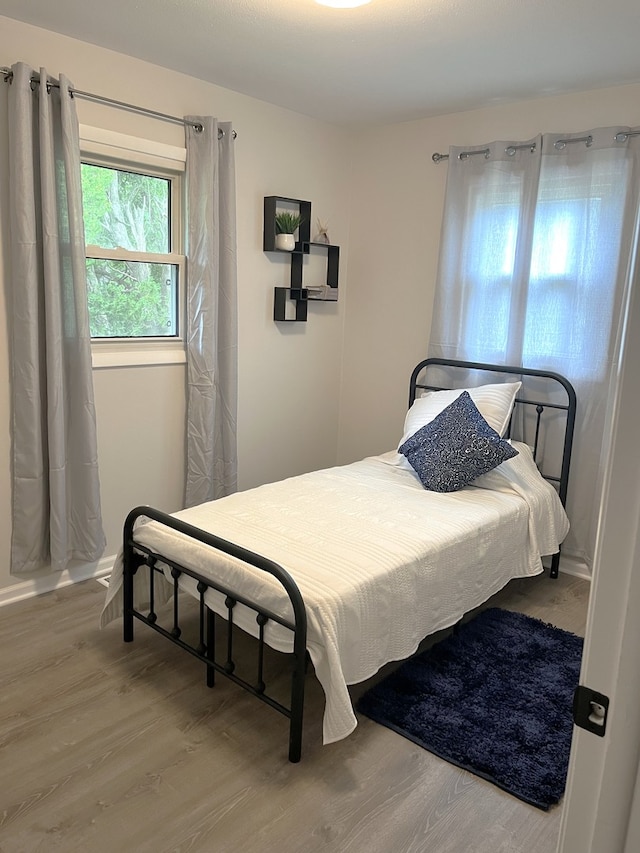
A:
275;211;304;251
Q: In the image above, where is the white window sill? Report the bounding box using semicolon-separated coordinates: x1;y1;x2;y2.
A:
92;346;186;369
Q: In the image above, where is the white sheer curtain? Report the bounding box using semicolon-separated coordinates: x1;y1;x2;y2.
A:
429;126;640;572
7;62;105;574
184;117;238;508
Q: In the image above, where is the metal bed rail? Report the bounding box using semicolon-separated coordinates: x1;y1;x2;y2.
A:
122;505;308;762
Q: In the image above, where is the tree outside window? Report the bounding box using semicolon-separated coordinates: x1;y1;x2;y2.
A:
81;163;181;338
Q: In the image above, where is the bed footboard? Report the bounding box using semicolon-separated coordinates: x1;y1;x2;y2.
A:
122;505;308;763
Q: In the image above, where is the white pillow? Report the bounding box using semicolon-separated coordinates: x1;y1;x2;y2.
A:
395;381;521;469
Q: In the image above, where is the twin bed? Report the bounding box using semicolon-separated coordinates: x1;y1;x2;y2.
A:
101;358;576;762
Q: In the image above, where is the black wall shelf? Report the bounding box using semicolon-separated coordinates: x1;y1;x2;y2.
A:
264;196;339;322
295;242;339;302
263;196;311;253
273;288;308;322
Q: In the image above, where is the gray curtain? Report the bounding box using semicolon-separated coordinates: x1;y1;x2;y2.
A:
7;62;105;574
429;127;640;574
184;117;238;507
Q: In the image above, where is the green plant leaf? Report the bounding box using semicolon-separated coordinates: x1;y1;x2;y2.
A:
275;211;304;234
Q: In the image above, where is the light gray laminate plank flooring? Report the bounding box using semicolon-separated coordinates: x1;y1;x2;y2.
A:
0;571;590;853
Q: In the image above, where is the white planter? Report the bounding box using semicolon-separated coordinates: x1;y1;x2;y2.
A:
275;233;296;251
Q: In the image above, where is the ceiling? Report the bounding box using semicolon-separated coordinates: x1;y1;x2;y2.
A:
1;0;639;126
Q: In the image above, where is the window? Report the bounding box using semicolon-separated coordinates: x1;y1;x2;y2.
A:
459;158;626;373
79;126;186;364
430;137;639;575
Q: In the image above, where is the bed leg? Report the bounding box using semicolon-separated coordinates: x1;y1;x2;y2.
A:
123;548;135;643
550;551;560;580
206;608;216;688
288;714;303;763
288;651;306;763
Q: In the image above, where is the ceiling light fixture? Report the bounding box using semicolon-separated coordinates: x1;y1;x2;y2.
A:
315;1;372;8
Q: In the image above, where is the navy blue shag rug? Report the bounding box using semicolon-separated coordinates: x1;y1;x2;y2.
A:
356;607;583;810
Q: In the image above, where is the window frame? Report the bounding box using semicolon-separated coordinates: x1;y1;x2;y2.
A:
79;125;187;369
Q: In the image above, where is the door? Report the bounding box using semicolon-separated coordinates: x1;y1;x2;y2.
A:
557;255;640;853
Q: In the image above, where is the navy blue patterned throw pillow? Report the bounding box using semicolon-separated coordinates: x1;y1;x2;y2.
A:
399;390;519;493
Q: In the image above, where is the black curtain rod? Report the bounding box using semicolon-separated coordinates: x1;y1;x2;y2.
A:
1;66;237;139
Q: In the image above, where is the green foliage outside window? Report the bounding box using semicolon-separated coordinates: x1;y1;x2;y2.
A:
81;163;178;337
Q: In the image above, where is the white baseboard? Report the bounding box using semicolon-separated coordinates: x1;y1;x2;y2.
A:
0;554;117;609
557;554;592;582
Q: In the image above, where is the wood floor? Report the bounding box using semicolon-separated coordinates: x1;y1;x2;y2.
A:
0;571;589;853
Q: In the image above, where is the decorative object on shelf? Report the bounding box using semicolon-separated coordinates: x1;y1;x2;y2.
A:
263;196;311;253
313;219;330;244
264;195;339;322
275;233;295;251
275;211;305;251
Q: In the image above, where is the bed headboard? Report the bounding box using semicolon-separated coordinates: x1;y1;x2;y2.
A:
408;358;577;512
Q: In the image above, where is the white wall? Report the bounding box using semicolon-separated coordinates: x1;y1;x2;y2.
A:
0;16;354;593
3;13;640;601
338;81;640;464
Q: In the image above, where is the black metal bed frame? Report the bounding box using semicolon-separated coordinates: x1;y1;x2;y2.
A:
122;358;576;763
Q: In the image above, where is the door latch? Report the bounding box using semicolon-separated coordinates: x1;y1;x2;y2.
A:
573;685;609;737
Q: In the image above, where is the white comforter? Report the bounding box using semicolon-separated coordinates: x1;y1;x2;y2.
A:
101;444;569;744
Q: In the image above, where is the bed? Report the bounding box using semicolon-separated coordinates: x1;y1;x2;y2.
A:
101;358;576;762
